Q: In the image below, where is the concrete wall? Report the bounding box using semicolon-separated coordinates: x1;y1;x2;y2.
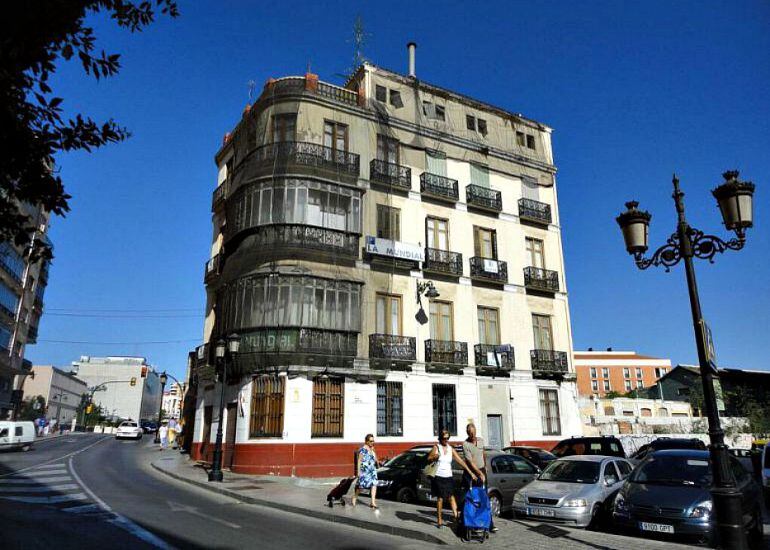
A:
24;365;87;425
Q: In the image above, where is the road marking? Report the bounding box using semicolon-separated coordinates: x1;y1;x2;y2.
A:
0;476;70;485
31;463;67;470
167;500;241;529
25;468;68;476
0;436;111;478
62;503;102;514
1;492;89;504
68;457;173;549
0;483;79;494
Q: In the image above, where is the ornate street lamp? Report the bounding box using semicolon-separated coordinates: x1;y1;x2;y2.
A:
154;371;168;443
208;333;240;482
415;281;439;325
616;171;755;550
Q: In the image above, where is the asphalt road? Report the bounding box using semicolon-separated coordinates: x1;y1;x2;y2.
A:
0;434;424;550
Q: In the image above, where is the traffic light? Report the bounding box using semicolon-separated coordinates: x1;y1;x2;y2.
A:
130;377;137;387
86;404;93;414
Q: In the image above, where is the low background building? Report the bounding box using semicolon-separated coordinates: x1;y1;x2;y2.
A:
573;349;671;397
162;382;183;419
71;356;162;422
23;365;87;426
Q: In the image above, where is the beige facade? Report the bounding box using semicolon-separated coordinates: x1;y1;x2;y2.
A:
193;58;580;475
23;365;87;426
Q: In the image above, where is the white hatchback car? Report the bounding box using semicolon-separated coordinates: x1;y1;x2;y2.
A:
115;421;143;440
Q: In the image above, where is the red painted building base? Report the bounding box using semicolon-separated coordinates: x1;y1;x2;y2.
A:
191;438;558;478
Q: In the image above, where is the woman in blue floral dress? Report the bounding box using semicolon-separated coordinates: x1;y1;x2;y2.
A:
352;434;379;508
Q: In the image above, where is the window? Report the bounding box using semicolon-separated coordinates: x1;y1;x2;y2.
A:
272;113;296;142
591;380;599;392
532;314;553;350
0;281;19;316
375;85;387;102
636;380;644;388
636;368;643;379
539;389;561;435
525;237;545;269
422;101;445;121
323;121;348;156
425;150;447;177
470;163;490;188
466;115;476;131
623;368;630;379
589;367;597;378
429;301;453;341
603;380;611;391
377;381;403;436
15;426;23;436
602;367;609;378
677;387;691;396
603;462;620;485
473;226;497;259
625;380;632;392
389;89;403;108
0;242;25;282
312;377;344;438
376;135;399;165
432;384;457;436
526;134;536;150
655;367;667;378
0;326;11;351
477;118;487;136
376;293;402;335
477;307;500;345
426;217;449;251
516;131;526;146
249;375;285;438
376;204;400;240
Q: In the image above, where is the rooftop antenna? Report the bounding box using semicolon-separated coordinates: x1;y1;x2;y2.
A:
345;15;371;80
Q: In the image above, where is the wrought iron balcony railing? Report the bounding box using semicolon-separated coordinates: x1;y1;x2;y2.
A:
470;257;508;283
425;340;468;366
26;325;38;343
466;184;502;212
235;224;359;259
369;334;416;361
474;344;514;369
423;248;463;277
249;141;360;178
524;266;560;293
420;173;459;202
236;328;358;357
370;159;411;192
204;254;222;284
212;180;229;211
530;349;569;377
518;198;552;225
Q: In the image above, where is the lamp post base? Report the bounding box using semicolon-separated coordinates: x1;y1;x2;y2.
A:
208;469;223;482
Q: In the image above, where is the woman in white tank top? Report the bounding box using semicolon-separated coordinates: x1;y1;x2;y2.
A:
427;429;478;528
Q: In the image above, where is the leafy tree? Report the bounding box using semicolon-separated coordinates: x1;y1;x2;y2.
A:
1;1;178;259
18;395;46;420
605;391;624;399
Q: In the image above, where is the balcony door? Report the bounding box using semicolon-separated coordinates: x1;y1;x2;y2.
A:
272;113;296;143
377;135;399;165
525;237;545;269
477;307;500;346
324;121;348;162
426;217;449;251
473;227;497;259
532;314;553;350
426;150;447;177
429;301;453;341
376;293;402;336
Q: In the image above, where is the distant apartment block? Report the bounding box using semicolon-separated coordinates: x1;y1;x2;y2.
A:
162;382;184;419
23;365;88;426
573;350;671;398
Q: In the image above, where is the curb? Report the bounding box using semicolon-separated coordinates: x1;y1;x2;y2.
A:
151;461;447;545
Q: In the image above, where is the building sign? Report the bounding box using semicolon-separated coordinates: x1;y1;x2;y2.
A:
698;319;717;373
482;259;499;274
365;236;425;262
240;329;300;353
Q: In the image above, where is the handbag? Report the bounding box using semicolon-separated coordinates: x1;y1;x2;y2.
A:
422;445;440;477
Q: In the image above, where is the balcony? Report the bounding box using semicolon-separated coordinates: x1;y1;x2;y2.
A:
265;76;359;107
425;340;468;369
524;267;560;293
466;184;502;213
474;344;514;375
369;334;416;369
369;159;411;193
204;254;222;285
243;141;360;184
316;81;358;106
26;325;38;344
420;173;459;203
518;198;552;225
470;257;508;284
212;180;229;212
0;302;15;322
423;248;463;277
257;225;359;261
0;256;22;285
530;349;569;379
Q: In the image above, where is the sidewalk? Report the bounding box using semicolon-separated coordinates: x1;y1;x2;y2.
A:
150;452;699;549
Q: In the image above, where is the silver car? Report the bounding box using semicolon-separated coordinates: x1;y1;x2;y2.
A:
513;455;632;527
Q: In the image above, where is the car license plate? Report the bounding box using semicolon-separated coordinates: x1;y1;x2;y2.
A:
639;522;674;533
527;507;555;518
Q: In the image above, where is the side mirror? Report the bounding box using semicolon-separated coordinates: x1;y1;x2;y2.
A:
605;477;618;486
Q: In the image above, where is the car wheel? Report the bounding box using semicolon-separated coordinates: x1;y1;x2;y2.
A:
396;487;416;504
587;504;602;530
21;444;31;452
488;492;502;518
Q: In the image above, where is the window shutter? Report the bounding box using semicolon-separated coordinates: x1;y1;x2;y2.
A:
473;227;481;257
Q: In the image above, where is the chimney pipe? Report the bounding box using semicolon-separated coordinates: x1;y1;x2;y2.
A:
407;42;417;78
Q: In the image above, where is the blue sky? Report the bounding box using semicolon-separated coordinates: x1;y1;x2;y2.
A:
29;1;770;382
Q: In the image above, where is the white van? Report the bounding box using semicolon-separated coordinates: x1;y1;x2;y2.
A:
0;421;36;451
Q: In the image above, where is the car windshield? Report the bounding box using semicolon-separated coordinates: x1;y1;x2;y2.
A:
539;460;600;484
534;450;556;460
121;422;137;427
630;455;712;487
384;451;427;469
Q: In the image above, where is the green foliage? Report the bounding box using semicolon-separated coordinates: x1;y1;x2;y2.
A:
605;391;624;399
18;395;46;420
0;1;178;258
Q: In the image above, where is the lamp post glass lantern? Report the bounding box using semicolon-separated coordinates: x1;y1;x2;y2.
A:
616;171;755;550
208;333;239;482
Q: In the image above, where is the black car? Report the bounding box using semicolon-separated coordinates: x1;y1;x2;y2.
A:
140;420;157;434
376;446;431;503
551;436;626;459
502;445;556;470
613;449;764;547
631;438;707;463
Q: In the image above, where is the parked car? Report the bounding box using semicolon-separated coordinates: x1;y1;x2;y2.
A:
513;455;633;528
416;448;539;517
0;421;35;451
762;442;770;506
630;438;706;463
115;421;143;440
613;449;764;546
376;446;432;503
551;436;626;459
503;446;557;470
140;420;157;434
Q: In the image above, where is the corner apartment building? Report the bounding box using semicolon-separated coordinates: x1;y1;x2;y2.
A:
0;203;51;419
71;356;162;422
573;350;671;398
192;49;580;476
162;382;184;419
23;365;88;426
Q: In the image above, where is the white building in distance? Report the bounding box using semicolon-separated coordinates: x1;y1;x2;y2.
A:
162;382;183;419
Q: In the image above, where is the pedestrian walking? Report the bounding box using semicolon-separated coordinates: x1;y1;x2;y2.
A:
159;423;169;451
351;434;379;509
462;423;497;533
167;418;177;448
427;429;476;528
